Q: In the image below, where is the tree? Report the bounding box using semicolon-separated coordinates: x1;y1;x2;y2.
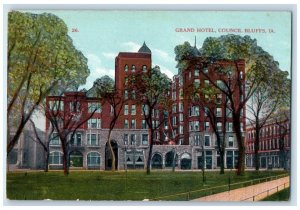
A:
92;76;125;172
134;66;171;174
247;70;290;170
274;110;290;170
183;65;230;174
7;11;89;156
175;34;282;175
46;92;98;175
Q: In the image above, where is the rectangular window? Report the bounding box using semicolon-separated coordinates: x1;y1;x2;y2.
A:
216;108;222;117
226;108;232;117
142;120;147;129
70;133;82;146
205;121;210;131
194;121;200;131
88;118;101;129
194;69;199;76
88;102;101;113
172;116;177;126
204;107;209;116
131;105;136;115
204;135;210;147
155;120;159;128
217;122;222;131
124;134;128;145
131;90;136;100
194;79;200;88
124;119;129;129
70;101;80;113
179;102;184;112
50;133;60;145
131;119;136;129
195;135;200;146
228;136;234;147
179;138;184;145
227;122;233;132
179;113;183;122
87;134;98;146
142;104;149;115
203;67;208;74
189;122;193;131
179;76;183;86
172;91;176;100
124;105;129;115
142;134;148;145
204;80;210;85
124;90;128;99
49;100;64;111
172;104;177;113
130;134;136;145
179;125;183;134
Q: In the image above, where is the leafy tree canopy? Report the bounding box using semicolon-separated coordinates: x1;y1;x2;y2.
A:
8;11;90;103
137;66;172;105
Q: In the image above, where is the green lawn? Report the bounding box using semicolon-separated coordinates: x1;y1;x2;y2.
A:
261;187;290;201
6;170;287;201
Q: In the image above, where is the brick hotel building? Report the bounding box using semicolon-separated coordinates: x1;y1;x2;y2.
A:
44;42;246;171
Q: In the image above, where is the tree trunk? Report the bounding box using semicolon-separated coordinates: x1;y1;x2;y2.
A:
7;121;26;155
146;129;154;175
107;129;116;172
233;114;245;176
61;138;69;176
44;150;49;172
63;154;69;175
219;150;225;174
254;127;260;171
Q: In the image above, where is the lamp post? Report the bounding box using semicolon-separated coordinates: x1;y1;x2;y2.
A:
202;146;205;183
124;145;128;192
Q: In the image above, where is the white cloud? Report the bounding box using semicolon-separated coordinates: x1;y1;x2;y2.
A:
102;52;116;59
153;49;174;63
82;53;115;90
157;65;175;79
121;41;141;52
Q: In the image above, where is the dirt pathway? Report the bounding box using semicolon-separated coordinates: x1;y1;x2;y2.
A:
192;176;290;201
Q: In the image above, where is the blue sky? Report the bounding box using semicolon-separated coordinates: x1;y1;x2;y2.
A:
28;11;291;89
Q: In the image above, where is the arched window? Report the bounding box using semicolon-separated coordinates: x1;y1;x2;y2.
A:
142;65;147;72
165;151;178;167
151;153;163;169
69;151;83;167
87;152;101;167
181;153;192;169
49;151;63;165
131;65;136;72
124;64;128;72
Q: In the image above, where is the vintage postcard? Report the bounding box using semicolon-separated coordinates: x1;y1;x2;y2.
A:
6;10;292;202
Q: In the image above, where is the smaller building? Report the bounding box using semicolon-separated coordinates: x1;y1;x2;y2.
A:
245;111;290;170
8;123;46;170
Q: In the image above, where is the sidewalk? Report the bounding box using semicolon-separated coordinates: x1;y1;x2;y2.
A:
192;176;289;202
